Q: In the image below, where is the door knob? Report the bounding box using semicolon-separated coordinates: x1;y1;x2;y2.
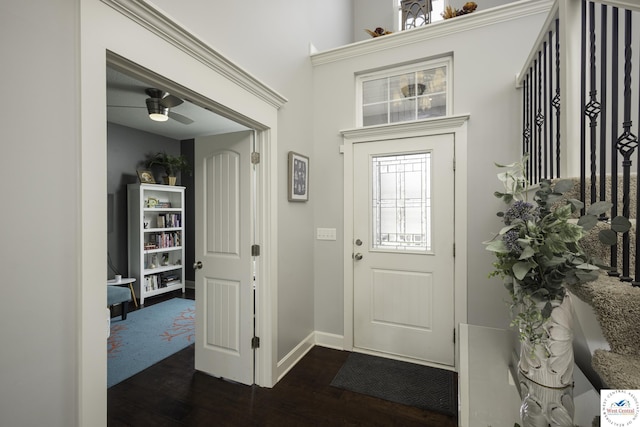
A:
354;253;363;261
193;261;203;270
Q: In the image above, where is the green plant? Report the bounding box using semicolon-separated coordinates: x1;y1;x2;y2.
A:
145;151;192;177
484;155;630;343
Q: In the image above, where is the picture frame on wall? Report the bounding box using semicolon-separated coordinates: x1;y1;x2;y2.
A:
288;151;309;202
137;169;156;184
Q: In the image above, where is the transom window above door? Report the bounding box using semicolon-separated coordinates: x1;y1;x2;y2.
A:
357;58;452;127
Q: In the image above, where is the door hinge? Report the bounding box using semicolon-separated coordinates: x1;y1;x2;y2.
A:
251;244;261;256
453;328;456;344
453;243;456;257
251;336;260;349
251;152;260;164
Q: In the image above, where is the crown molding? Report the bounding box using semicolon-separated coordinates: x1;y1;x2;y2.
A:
311;0;554;66
101;0;288;109
341;114;470;142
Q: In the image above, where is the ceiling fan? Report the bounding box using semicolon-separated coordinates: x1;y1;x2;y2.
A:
108;88;194;124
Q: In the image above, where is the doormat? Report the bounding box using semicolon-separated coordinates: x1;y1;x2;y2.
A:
330;352;458;417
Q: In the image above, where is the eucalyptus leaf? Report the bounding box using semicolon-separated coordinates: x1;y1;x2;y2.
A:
567;198;585;211
541;301;552;319
519;246;535;260
598;229;618;246
513;261;535;280
586;201;613;216
611;216;632;233
553;179;575;194
577;214;598;230
486;239;509;253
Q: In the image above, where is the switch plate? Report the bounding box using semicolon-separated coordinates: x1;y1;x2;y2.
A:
317;227;336;241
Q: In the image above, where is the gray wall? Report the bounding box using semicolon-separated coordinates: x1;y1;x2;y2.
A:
106;123;183;281
312;7;549;334
0;1;79;426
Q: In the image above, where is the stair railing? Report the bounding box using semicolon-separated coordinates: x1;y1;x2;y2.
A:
517;0;640;286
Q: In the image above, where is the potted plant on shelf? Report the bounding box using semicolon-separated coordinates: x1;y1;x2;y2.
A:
483;155;629;425
144;151;192;186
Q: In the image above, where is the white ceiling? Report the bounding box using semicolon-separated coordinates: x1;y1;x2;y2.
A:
106;67;248;140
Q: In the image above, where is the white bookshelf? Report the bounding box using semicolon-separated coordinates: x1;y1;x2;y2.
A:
128;183;185;305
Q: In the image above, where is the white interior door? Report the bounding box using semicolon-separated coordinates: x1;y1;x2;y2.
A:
194;130;255;385
353;134;455;366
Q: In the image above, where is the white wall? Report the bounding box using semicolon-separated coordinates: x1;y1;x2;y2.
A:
312;5;550;337
0;1;80;426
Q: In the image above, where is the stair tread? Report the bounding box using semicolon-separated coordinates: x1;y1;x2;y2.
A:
566;273;640;356
592;350;640;389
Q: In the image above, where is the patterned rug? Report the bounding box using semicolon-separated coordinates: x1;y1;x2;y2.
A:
331;352;458;417
107;298;195;388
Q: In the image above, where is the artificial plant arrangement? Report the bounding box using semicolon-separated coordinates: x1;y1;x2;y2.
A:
442;2;477;19
145;152;192;181
484;156;629;344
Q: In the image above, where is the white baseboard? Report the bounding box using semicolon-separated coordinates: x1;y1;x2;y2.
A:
314;331;344;350
276;331;345;382
276;332;315;382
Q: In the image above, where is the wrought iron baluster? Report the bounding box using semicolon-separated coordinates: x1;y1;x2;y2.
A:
585;2;601;205
536;54;544;182
615;9;637;283
553;18;561;178
548;30;554;179
609;7;620;277
599;5;608;219
580;0;587;214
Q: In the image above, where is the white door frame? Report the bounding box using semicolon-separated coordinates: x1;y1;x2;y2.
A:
341;115;469;369
80;2;285;422
105;54;278;388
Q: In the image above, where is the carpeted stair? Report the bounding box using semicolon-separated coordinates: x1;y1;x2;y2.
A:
559;175;640;390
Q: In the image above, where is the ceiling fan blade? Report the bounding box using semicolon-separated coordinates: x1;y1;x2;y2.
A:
168;111;194;125
160;94;184;108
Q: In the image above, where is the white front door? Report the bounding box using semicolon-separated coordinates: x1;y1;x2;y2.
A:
353;134;455;366
194;130;255;385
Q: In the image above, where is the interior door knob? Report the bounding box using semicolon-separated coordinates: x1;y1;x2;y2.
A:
354;253;363;261
193;261;203;270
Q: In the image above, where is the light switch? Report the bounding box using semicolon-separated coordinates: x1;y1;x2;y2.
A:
317;227;337;240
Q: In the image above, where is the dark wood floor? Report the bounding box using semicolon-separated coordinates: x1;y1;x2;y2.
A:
108;290;458;426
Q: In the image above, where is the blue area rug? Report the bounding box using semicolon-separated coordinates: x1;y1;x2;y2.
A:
107;298;195;388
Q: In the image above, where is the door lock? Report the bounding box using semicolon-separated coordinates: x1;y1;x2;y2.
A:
355;239;363;246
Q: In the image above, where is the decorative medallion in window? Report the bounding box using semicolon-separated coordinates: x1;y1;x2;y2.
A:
357;58;451;127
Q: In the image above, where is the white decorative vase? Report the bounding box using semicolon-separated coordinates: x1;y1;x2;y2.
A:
518;293;575;426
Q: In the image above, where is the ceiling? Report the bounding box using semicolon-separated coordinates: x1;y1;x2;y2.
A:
106;66;248;140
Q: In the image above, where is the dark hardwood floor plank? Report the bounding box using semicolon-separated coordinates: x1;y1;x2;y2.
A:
108;290;457;426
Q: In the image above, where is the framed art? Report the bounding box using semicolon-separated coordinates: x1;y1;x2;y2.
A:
137;169;156;184
288;151;309;202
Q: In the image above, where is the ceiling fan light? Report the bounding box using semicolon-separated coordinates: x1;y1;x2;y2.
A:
149;112;169;122
146;98;169;122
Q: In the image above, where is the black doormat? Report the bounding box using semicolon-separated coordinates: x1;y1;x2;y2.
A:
330;352;458;417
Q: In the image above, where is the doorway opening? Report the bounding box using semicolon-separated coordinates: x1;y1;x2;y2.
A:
105;52;267;390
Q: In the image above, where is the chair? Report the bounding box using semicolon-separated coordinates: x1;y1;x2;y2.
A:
108;286;132;320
